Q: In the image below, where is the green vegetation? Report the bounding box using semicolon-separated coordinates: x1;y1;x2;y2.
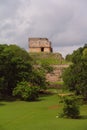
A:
63;45;87;100
41;62;54;73
59;96;80;119
0;44;47;101
53;81;64;85
0;43;87;129
0;92;87;130
13;81;39;101
0;44;33;97
30;52;67;65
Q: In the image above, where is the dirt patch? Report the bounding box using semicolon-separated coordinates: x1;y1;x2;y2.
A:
58;93;73;97
48;105;59;110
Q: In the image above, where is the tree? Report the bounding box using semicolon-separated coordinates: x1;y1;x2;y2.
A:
0;44;33;96
65;54;72;62
13;81;39;101
82;48;87;60
63;46;87;100
30;69;47;90
0;44;47;99
60;96;80;119
71;47;83;64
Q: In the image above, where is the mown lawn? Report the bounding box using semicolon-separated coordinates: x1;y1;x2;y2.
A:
0;93;87;130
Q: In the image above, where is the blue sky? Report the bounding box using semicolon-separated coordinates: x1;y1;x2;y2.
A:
0;0;87;57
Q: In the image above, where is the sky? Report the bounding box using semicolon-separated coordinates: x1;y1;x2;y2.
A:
0;0;87;57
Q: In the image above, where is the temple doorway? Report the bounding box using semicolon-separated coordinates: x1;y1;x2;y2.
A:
41;47;44;52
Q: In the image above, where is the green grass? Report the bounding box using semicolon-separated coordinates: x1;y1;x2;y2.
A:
30;53;69;65
0;92;87;130
53;81;64;85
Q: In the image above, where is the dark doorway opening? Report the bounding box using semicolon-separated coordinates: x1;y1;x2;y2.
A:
41;47;44;52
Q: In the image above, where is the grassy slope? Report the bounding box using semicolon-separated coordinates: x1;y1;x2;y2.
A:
0;92;87;130
29;53;68;65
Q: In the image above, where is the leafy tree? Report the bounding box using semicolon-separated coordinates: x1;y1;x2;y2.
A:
0;44;47;99
63;65;76;91
30;69;47;90
0;44;32;96
82;48;87;60
13;81;39;101
63;45;87;100
65;54;72;62
71;47;83;64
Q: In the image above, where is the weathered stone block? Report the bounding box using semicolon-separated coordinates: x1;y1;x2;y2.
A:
29;38;53;53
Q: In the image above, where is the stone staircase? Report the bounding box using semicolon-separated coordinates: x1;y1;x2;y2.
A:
46;65;69;82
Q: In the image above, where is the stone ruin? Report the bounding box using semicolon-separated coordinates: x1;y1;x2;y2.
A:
29;38;53;53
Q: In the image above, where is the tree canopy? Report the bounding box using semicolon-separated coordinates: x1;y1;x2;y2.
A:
0;44;47;100
63;45;87;100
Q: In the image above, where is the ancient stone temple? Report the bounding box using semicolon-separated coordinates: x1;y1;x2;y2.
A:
29;38;53;53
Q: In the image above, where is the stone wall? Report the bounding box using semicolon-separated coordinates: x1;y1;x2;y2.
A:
46;65;69;83
44;48;52;52
29;48;41;53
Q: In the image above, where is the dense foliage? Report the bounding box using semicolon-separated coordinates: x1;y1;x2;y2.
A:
30;53;65;65
13;81;39;101
0;44;47;100
41;63;53;73
60;96;80;119
63;45;87;100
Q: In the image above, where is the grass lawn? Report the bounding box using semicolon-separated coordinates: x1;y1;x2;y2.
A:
0;92;87;130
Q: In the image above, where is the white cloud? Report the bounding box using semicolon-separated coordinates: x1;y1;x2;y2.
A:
54;45;83;58
0;0;87;56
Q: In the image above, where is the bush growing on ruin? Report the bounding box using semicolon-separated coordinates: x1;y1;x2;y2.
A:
41;63;53;73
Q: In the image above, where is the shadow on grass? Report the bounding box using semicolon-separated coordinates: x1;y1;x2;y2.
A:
0;90;56;103
0;96;17;102
0;125;4;130
80;115;87;120
39;90;55;97
0;103;6;106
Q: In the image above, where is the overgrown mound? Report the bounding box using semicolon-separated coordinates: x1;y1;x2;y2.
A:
30;53;65;65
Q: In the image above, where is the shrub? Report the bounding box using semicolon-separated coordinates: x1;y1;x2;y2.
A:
13;81;39;101
59;96;80;119
41;63;53;73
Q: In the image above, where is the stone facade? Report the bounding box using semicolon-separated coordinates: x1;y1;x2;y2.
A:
29;38;53;53
46;65;69;83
